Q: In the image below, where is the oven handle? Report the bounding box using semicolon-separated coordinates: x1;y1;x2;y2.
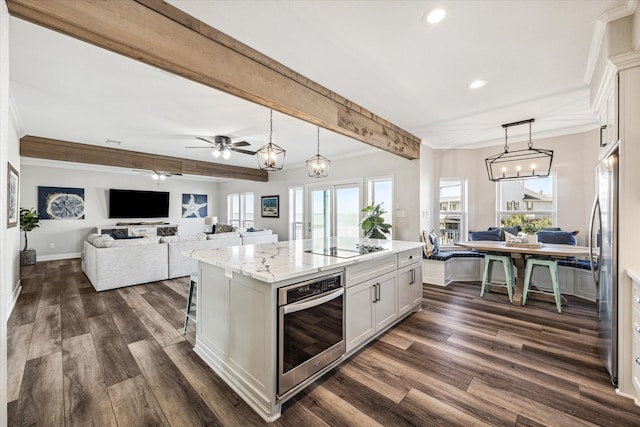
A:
282;287;344;315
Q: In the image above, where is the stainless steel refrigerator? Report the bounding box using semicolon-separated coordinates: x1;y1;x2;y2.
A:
590;142;619;387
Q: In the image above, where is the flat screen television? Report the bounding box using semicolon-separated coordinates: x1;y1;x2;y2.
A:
108;189;170;218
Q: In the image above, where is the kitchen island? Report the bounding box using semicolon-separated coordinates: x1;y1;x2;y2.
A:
189;237;424;421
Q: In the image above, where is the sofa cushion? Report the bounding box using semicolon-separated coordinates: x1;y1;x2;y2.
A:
103;237;161;247
239;229;273;237
207;231;241;240
215;223;235;233
160;233;207;243
488;226;521;240
537;231;577;245
91;235;115;248
469;229;501;241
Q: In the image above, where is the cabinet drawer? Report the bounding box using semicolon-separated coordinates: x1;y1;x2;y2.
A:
345;255;397;287
397;248;422;269
634;306;640;395
633;279;640;312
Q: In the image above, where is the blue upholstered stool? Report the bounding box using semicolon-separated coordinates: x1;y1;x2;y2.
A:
523;258;561;313
481;254;515;303
182;272;198;334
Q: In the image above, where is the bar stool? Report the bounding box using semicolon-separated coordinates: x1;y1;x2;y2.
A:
523;258;561;313
481;254;515;303
182;272;198;334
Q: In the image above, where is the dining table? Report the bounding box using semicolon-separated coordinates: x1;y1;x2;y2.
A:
455;240;594;306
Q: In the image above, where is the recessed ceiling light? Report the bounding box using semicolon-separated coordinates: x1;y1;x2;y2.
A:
423;7;447;25
469;80;488;89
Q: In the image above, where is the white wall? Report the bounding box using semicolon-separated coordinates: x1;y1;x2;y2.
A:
217;150;421;242
19;162;219;260
1;1;14;423
430;129;599;245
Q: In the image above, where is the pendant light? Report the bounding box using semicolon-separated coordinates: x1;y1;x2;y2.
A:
485;118;553;182
257;110;286;171
306;126;331;178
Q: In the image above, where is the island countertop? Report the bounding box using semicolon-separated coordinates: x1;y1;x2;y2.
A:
188;237;424;283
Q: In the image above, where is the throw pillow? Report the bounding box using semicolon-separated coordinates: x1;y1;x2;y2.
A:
537;231;577;245
422;229;440;258
215;223;235;234
469;229;501;241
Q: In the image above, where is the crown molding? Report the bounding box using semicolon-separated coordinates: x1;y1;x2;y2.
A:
584;0;637;84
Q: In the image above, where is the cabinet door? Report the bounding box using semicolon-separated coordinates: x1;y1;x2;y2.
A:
374;272;398;331
345;280;375;353
398;264;422;316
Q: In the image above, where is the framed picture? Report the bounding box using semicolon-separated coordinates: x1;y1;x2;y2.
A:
182;193;208;218
7;163;19;228
37;186;86;220
261;195;279;218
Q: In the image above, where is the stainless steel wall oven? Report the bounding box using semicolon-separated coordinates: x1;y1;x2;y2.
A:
278;272;345;397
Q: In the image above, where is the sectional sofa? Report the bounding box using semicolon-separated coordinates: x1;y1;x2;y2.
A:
82;230;277;291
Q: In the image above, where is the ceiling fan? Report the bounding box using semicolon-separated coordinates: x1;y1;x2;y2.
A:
133;169;182;181
186;135;256;159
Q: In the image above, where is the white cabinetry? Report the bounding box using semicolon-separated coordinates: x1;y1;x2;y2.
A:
346;271;397;352
345;254;398;354
398;248;423;316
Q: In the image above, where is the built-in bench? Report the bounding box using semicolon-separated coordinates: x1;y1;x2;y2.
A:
422;252;598;301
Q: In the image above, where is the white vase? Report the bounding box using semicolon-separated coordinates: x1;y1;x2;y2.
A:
526;234;538;244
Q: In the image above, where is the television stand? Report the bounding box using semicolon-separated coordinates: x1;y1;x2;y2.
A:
97;224;178;238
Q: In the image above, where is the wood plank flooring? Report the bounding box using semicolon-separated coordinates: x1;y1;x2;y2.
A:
9;259;640;426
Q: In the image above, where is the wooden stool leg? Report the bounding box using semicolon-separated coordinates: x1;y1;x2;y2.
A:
183;276;197;335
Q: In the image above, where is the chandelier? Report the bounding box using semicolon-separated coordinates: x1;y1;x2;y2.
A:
306;126;331;178
256;110;286;171
485;118;553;182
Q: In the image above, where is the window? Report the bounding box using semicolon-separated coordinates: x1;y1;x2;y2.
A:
439;178;466;245
289;187;304;240
367;177;393;237
307;182;361;239
227;192;254;228
497;176;555;229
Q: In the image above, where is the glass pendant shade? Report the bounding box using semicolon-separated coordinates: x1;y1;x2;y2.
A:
257;110;286;171
222;148;231;160
485;118;553;182
306;126;330;178
212;148;221;158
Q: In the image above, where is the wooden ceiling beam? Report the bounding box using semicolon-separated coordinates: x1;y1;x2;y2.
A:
20;136;268;182
7;0;421;160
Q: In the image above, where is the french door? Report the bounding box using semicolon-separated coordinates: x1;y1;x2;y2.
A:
307;182;362;239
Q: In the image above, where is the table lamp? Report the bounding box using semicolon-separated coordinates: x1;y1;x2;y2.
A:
204;216;217;233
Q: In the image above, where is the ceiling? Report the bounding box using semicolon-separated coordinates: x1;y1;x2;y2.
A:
9;0;628;177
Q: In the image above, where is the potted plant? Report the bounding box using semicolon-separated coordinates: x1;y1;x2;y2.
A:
522;222;540;244
20;207;41;266
360;203;392;239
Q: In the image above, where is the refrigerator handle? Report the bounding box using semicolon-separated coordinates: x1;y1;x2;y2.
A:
588;196;600;290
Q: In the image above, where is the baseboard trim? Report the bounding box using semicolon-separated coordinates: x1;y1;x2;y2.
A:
7;282;21;322
37;252;81;262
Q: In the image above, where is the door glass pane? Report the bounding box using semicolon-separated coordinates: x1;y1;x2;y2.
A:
371;180;392;228
244;193;254;228
439;179;462;244
336;186;360;238
311;189;331;240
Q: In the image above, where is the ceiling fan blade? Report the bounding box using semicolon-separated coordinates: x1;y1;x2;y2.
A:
229;140;250;147
185;146;214;148
230;148;257;155
195;136;215;145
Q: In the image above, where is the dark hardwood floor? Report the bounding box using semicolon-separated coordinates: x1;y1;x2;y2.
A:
8;259;640;426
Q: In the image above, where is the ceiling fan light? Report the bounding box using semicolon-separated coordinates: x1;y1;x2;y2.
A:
212;148;221;158
222;148;231;160
151;173;159;180
159;174;166;180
